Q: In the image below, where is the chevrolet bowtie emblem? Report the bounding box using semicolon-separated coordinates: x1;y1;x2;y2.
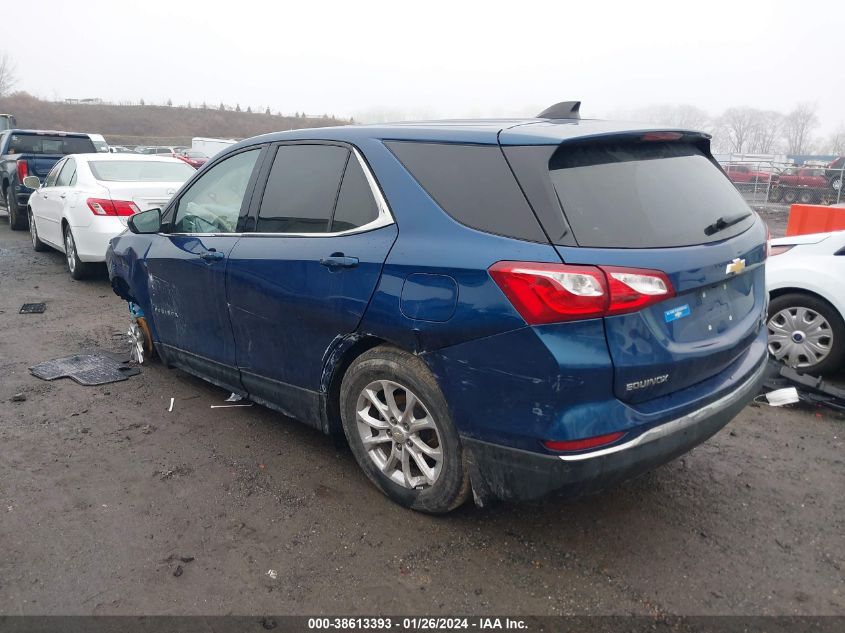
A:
725;258;746;275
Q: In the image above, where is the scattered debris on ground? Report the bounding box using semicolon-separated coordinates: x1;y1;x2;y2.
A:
19;302;46;314
30;353;140;386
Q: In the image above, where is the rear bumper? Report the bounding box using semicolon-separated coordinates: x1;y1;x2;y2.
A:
71;218;127;262
463;352;767;503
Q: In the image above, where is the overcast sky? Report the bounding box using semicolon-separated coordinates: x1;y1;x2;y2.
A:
11;0;845;131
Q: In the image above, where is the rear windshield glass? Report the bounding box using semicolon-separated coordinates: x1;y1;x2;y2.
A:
7;134;95;155
549;141;754;248
89;160;195;182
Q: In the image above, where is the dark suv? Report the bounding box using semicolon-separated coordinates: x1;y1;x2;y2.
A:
107;102;768;513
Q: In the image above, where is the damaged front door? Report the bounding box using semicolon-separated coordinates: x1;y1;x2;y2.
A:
146;147;264;390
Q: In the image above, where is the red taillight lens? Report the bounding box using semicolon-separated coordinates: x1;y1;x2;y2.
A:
603;266;674;315
86;198;140;217
16;160;28;181
489;261;674;325
488;262;608;324
544;431;626;453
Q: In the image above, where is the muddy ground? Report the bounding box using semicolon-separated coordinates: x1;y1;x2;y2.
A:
0;209;842;616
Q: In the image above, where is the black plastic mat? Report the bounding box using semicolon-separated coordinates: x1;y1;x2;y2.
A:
30;354;140;386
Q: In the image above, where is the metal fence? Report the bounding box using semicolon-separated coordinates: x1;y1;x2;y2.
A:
719;158;844;211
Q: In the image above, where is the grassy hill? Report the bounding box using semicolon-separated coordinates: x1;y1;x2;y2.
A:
0;92;349;146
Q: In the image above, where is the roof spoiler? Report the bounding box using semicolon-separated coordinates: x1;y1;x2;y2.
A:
536;101;581;120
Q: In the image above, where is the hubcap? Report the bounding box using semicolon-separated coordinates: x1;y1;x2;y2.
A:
355;380;443;489
65;230;76;273
128;320;146;364
833;179;842;191
767;306;833;368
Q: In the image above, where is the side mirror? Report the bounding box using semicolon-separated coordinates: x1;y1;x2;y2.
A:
23;175;41;189
127;208;162;234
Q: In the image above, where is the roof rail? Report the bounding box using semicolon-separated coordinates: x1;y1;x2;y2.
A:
536;101;581;120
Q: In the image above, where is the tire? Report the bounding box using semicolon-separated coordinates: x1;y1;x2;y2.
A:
767;186;783;203
7;186;27;230
767;292;845;375
782;188;798;204
339;345;470;514
798;189;815;204
63;225;95;280
28;208;48;252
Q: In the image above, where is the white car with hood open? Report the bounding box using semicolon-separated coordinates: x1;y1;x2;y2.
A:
24;154;194;279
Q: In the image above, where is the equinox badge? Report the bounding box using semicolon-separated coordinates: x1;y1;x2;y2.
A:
725;258;746;275
626;374;669;392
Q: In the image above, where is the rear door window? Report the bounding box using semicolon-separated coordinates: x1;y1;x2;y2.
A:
256;144;348;233
385;141;547;243
56;159;77;187
331;155;379;232
548;141;755;248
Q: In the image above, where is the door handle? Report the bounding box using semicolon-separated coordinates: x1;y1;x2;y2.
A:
320;253;359;269
199;250;225;261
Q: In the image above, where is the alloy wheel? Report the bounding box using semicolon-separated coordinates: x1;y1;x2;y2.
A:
767;306;833;367
65;230;76;274
355;379;443;489
29;212;38;248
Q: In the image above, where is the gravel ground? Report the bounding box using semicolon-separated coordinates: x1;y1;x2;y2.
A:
0;210;843;616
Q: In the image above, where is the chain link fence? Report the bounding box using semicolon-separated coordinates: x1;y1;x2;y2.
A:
719;156;844;212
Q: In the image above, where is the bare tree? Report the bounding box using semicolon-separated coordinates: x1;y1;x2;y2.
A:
782;103;818;155
824;128;845;156
0;51;18;98
747;110;783;154
718;107;759;154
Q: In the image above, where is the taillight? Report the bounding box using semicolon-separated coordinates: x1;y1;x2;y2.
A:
544;431;626;453
489;261;674;325
86;198;140;217
769;245;794;256
16;160;28;181
603;267;674;315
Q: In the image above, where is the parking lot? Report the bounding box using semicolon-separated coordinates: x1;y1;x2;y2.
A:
0;210;843;617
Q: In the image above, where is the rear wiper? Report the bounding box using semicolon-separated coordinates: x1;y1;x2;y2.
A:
704;212;751;236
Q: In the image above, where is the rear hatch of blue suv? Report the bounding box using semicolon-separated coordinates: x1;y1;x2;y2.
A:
391;122;768;505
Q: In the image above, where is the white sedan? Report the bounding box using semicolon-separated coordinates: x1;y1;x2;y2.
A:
24;154;195;279
766;230;845;374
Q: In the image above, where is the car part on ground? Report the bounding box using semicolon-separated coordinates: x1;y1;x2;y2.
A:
30;353;141;386
761;359;845;412
19;303;46;314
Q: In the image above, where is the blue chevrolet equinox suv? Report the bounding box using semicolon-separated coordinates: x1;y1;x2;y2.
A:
107;101;769;513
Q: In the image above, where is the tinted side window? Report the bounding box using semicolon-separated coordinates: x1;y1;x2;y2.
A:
56;159;76;187
385;141;546;243
257;144;348;233
173;149;260;234
331;155;379;232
